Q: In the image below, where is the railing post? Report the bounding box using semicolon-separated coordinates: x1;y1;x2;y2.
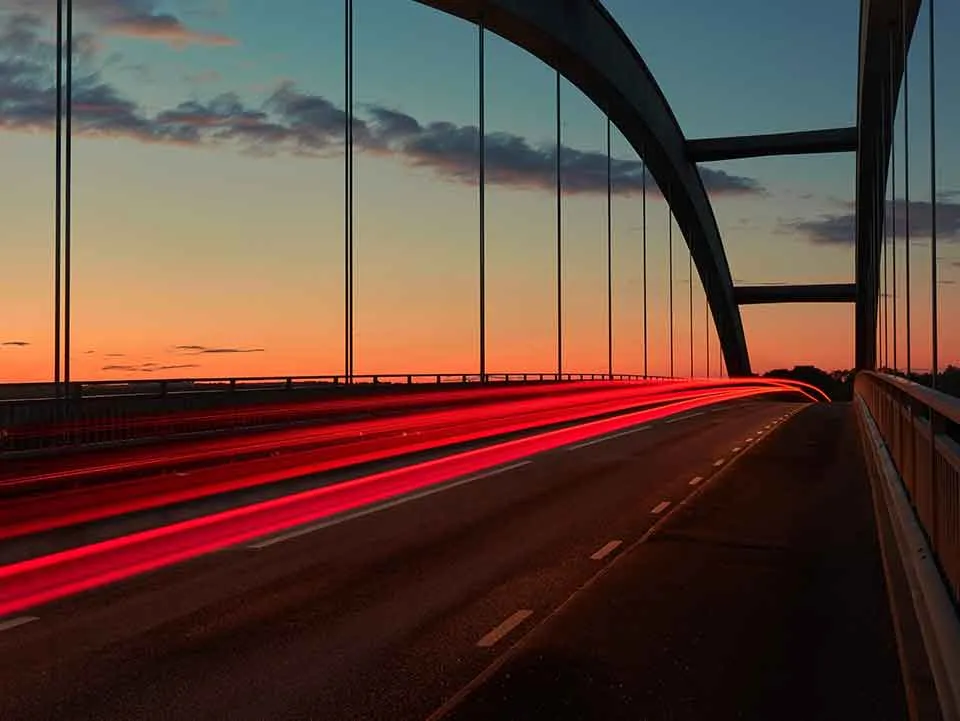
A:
929;407;941;555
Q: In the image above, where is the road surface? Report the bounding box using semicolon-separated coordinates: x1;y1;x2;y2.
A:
0;401;906;720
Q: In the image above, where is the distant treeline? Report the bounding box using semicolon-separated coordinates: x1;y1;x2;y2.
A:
763;365;960;402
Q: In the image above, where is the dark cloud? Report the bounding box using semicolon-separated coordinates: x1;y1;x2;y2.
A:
785;199;960;246
174;345;265;354
1;340;29;347
0;13;762;197
102;362;200;373
369;107;760;196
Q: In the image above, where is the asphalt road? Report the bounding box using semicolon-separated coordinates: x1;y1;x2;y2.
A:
0;400;904;720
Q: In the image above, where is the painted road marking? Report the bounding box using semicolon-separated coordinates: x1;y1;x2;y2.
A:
0;616;38;633
250;461;533;549
666;411;706;425
651;501;672;515
477;610;533;648
689;476;704;486
590;540;623;561
714;458;726;467
567;425;651;450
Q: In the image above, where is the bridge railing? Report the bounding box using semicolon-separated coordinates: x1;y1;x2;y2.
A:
0;372;673;455
855;371;960;603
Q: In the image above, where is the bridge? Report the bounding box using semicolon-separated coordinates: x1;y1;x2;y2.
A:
0;1;958;719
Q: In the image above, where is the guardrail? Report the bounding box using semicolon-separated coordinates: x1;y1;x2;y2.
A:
0;372;661;402
0;372;670;455
855;371;960;604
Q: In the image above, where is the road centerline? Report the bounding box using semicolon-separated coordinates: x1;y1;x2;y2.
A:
589;540;623;561
476;610;534;648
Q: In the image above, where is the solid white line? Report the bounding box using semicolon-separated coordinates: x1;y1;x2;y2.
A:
651;501;672;515
250;461;533;549
0;616;38;633
567;425;651;450
476;610;533;648
688;476;704;486
713;458;725;467
590;540;623;561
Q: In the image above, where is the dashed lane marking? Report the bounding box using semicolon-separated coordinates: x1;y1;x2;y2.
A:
589;540;623;561
476;610;534;648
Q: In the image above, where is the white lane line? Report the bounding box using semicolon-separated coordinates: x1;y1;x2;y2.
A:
0;616;38;633
688;476;704;486
477;610;533;648
732;447;742;453
567;425;651;450
250;460;533;549
589;540;623;561
713;458;726;467
651;501;672;515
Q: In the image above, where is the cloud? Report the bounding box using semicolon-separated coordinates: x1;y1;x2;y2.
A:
785;199;960;246
367;105;761;196
0;14;762;197
1;340;29;347
173;344;265;354
101;362;200;372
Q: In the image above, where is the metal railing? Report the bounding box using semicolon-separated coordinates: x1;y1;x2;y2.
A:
855;371;960;604
0;372;672;455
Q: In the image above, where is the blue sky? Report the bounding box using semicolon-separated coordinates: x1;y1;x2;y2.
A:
0;0;957;381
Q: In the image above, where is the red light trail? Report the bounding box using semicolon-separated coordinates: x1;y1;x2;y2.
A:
0;380;816;617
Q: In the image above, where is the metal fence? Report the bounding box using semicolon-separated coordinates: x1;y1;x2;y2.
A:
855;371;960;604
0;372;670;455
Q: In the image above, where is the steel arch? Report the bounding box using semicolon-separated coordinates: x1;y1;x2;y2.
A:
414;0;751;376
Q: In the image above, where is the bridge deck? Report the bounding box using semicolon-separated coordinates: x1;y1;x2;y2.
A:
445;404;910;720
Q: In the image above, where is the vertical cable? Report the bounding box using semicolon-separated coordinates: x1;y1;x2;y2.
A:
688;239;693;377
887;41;894;371
929;0;938;388
556;70;562;378
478;20;486;381
889;26;900;373
63;0;73;393
705;295;710;377
606;117;613;379
343;0;353;381
902;5;912;376
667;188;674;378
54;0;63;398
642;155;648;378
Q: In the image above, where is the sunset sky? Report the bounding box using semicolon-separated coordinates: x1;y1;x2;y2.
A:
1;0;958;383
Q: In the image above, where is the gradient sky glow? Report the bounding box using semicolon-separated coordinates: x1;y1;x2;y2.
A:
1;0;958;383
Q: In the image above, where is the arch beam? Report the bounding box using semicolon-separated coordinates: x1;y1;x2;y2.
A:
414;0;751;375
